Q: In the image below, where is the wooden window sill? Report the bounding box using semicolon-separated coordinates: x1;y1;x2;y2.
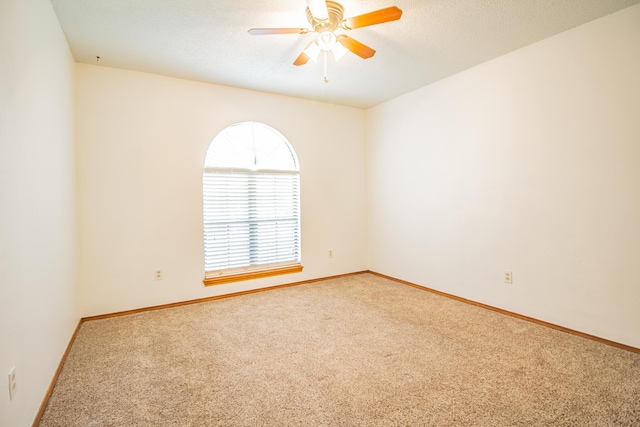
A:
203;264;303;286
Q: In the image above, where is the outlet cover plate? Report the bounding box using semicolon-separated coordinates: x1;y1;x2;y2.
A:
8;367;16;401
504;271;513;284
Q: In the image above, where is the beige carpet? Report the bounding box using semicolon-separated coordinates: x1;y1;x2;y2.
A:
40;273;640;426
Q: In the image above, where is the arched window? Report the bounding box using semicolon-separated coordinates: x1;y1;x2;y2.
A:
203;122;302;285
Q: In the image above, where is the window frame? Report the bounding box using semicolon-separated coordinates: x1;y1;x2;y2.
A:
202;122;302;286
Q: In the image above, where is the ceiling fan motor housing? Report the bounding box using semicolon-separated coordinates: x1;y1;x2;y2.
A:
306;1;344;32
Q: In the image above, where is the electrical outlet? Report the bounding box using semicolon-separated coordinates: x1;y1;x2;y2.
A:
328;249;333;259
504;271;513;284
154;269;163;280
8;367;16;401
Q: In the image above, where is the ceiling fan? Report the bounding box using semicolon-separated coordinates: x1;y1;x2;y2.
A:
248;0;402;80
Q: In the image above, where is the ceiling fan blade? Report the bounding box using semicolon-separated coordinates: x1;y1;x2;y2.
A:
337;35;376;59
306;0;329;20
341;6;403;30
294;41;317;66
293;51;311;66
248;28;308;35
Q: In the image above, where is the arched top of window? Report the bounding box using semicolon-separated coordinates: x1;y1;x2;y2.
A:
204;122;298;171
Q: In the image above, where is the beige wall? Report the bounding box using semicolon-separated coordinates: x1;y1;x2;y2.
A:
75;64;368;317
366;4;640;348
0;0;78;425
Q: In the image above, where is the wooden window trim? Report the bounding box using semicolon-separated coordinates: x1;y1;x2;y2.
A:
203;264;303;286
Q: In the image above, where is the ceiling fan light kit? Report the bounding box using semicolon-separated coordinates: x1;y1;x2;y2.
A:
248;0;402;83
317;31;337;50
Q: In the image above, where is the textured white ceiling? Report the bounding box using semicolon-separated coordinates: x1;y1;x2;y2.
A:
50;0;640;109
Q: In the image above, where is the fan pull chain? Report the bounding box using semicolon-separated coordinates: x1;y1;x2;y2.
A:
323;51;329;83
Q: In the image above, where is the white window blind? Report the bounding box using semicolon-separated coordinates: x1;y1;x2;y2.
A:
203;123;300;278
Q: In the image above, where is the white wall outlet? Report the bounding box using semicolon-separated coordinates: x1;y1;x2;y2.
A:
504;271;513;284
8;367;16;401
154;269;163;280
328;249;333;258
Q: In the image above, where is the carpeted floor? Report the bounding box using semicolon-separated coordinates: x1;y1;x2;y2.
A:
40;273;640;426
